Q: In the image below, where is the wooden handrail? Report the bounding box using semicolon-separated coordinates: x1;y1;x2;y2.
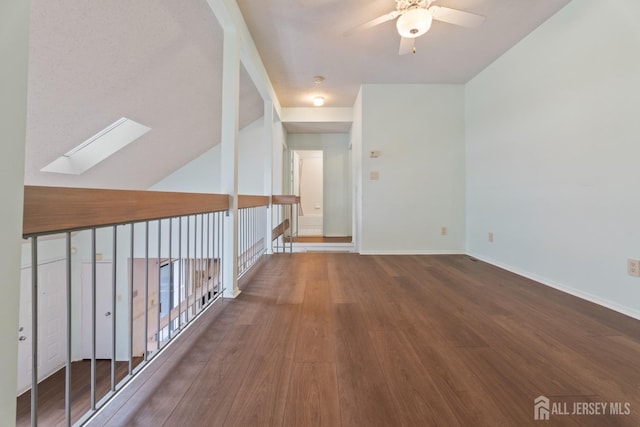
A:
272;195;300;205
23;186;230;237
272;219;290;241
237;195;270;209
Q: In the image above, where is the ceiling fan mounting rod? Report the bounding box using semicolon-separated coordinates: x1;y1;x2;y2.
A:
395;0;430;12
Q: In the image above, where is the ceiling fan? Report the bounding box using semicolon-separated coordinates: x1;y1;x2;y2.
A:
346;0;485;55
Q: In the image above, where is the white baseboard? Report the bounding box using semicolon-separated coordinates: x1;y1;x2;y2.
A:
467;252;640;321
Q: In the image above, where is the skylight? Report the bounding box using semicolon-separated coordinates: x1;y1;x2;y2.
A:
41;117;151;175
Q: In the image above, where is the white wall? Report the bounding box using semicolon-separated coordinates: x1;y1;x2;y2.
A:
286;133;352;237
151;117;265;194
238;119;267;194
1;0;29;422
465;0;640;318
151;145;222;193
360;84;466;254
272;120;285;194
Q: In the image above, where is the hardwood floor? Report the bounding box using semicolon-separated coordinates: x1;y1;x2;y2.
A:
86;254;640;426
16;358;142;427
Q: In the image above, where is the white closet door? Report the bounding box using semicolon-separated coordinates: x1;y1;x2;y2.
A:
81;262;114;359
17;260;67;394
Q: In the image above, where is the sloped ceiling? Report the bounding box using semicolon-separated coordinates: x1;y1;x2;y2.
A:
25;0;263;190
25;0;573;187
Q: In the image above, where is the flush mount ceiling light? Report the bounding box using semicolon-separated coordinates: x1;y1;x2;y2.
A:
311;76;326;106
41;117;150;175
396;7;432;38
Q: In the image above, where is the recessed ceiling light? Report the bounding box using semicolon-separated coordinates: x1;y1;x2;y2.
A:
313;96;325;107
41;117;150;175
313;76;325;84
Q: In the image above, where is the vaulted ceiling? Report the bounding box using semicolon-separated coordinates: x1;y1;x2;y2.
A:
25;0;263;189
24;0;572;189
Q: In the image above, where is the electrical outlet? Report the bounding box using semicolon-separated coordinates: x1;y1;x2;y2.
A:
441;226;447;236
370;171;379;180
488;232;494;243
628;259;640;277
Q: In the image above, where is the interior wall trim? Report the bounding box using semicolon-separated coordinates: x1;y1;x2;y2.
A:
467;252;640;321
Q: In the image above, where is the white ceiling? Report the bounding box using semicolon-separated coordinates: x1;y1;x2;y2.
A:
237;0;572;107
24;0;572;189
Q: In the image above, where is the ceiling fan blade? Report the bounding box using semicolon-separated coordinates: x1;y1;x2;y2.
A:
344;11;399;36
429;6;485;28
398;37;415;55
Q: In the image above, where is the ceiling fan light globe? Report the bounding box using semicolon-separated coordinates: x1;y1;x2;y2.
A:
396;8;432;38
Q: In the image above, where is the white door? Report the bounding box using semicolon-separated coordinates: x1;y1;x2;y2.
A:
17;269;33;394
38;261;66;378
17;260;67;394
81;262;114;359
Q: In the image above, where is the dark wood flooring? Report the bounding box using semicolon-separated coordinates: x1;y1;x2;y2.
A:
16;358;142;427
80;254;640;426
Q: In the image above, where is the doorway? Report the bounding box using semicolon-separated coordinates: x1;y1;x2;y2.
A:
284;133;352;241
292;149;323;236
